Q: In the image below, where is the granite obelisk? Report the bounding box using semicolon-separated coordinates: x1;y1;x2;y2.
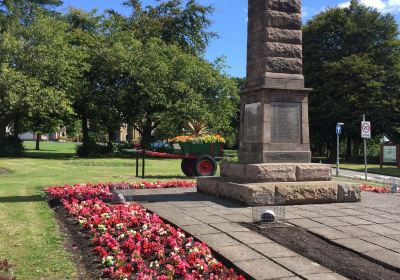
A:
239;0;312;164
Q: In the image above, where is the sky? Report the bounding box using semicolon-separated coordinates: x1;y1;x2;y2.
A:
59;0;400;78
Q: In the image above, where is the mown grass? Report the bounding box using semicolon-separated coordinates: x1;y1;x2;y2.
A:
0;141;186;279
339;163;400;178
0;142;378;279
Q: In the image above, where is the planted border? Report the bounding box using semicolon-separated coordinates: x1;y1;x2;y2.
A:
45;182;245;280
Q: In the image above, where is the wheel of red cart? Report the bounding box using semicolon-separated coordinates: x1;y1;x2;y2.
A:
181;158;196;177
195;155;217;177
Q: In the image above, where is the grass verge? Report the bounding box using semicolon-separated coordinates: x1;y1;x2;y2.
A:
0;141;187;279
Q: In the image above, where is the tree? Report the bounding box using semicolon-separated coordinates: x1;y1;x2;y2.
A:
126;38;238;147
303;0;400;161
122;0;216;54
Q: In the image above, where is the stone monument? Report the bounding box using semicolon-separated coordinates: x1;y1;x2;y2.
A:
198;0;361;205
240;0;310;163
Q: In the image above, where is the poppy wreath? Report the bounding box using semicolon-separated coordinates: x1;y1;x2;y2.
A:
45;182;245;280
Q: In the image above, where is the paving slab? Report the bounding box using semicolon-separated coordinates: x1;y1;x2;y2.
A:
359;224;400;235
357;215;397;224
334;216;374;226
289;210;323;218
235;259;294;280
288;218;325;229
304;273;348;280
386;234;400;242
364;249;400;269
248;242;298;258
229;231;274;244
334;225;379;237
195;215;229;224
209;222;251;233
311;217;350;227
307;227;351;240
273;256;331;276
382;222;400;231
222;214;252;223
333;238;384;252
180;224;220;235
214;244;265;262
360;236;400;250
196;233;240;247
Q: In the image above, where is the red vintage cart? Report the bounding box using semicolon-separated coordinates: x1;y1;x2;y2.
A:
124;142;223;177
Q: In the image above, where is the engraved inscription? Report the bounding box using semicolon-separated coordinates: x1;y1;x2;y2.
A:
244;103;261;142
271;102;301;143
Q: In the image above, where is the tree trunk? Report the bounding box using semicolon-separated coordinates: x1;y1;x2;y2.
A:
0;118;6;146
127;123;134;143
141;119;153;149
13;116;21;141
352;140;361;162
108;129;114;148
35;133;41;150
345;136;352;162
82;115;89;145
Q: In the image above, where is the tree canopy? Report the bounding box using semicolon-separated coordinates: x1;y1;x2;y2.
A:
303;0;400;160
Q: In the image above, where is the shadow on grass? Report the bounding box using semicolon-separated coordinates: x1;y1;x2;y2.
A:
22;152;75;160
0;195;43;203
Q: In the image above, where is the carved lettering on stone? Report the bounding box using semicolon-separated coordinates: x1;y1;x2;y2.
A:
244;103;261;142
271;102;301;143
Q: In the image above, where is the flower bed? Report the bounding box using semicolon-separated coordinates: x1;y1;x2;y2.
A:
359;184;391;193
45;182;245;280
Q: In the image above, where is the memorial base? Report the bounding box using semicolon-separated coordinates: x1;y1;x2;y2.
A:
197;177;361;206
197;162;361;206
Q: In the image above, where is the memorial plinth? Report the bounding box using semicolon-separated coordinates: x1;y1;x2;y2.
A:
197;0;360;205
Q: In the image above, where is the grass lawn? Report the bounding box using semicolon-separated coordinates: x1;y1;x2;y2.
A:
0;141;186;279
339;163;400;178
0;142;373;279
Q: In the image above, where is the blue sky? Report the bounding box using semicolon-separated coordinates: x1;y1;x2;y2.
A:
60;0;400;78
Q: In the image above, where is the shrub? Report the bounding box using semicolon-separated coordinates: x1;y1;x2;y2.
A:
76;141;115;157
0;136;24;157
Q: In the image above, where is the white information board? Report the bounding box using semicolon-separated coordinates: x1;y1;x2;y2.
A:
383;146;397;163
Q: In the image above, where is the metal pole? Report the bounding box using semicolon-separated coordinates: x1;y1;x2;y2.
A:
136;151;139;178
336;132;339;176
363;114;368;181
142;148;145;179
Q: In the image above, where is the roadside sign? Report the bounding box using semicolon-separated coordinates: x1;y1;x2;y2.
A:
336;124;342;135
361;121;371;139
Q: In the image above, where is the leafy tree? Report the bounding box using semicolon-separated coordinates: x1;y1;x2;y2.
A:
0;3;87;151
303;0;400;161
122;0;216;54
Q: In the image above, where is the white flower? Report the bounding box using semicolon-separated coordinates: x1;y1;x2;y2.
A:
116;223;124;230
102;256;114;267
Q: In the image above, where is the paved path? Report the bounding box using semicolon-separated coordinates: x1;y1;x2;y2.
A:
286;192;400;271
332;167;399;183
116;188;348;280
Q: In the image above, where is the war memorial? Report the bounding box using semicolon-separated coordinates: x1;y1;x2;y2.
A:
198;0;361;205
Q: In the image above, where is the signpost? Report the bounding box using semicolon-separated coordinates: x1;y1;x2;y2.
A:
361;115;371;181
336;122;344;176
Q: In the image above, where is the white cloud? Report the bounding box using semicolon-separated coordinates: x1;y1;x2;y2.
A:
338;0;400;13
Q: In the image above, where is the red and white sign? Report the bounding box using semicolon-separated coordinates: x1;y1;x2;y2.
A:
361;121;371;139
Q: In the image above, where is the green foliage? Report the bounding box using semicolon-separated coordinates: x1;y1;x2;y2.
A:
303;0;400;160
0;136;23;156
75;141;115;157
